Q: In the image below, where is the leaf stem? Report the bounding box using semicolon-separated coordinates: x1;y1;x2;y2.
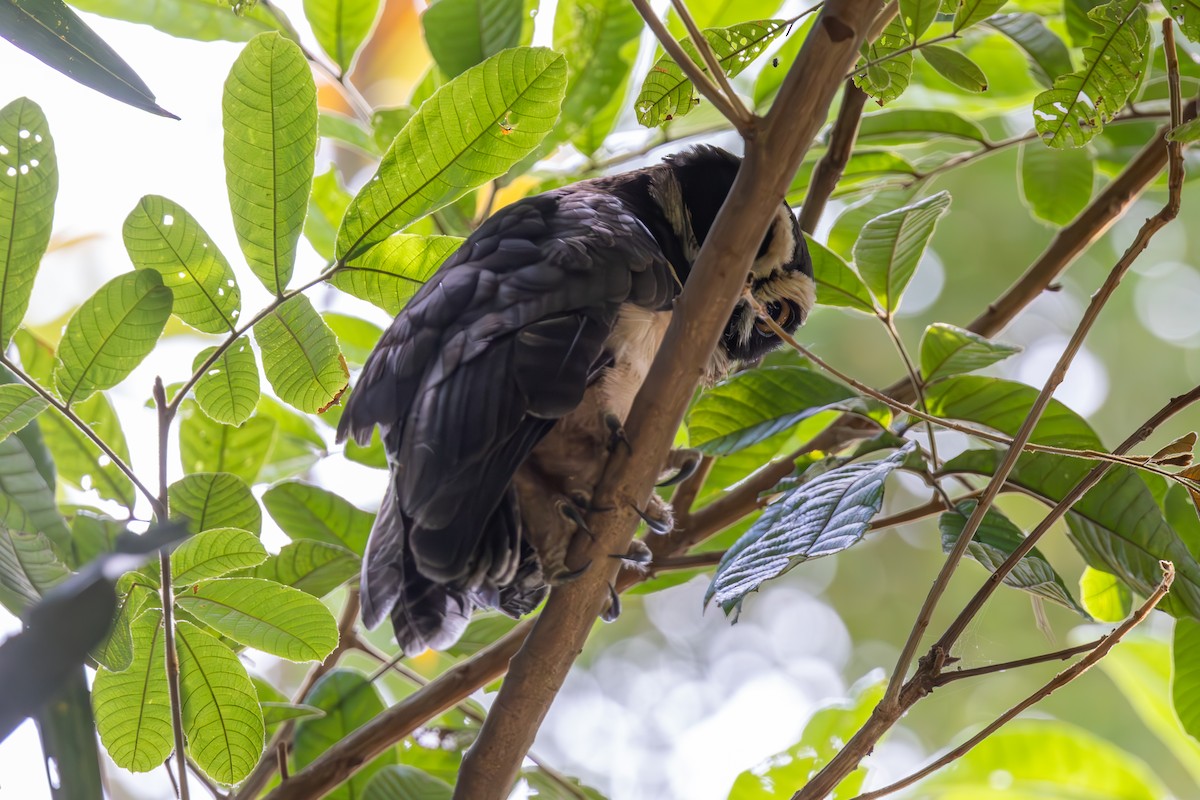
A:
933;637;1104;685
848;32;958;79
880;314;939;468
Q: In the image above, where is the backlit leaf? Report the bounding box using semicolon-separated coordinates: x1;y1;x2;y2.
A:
171;527;268;585
1019;141;1094;224
193;338;261;426
249;539;359;597
303;0;381;74
253;295;348;414
262;481;373;555
421;0;524;78
92;609;171;773
169;473;262;535
919;322;1021;381
331;235;463;316
853;191;951;312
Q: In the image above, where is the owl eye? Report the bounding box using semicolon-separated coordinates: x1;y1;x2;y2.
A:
754;302;793;335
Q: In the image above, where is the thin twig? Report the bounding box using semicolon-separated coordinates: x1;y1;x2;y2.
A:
0;354;161;515
187;757;229;800
882;314;939;468
799;80;868;233
669;0;753;128
629;0;755;135
854;563;1175;800
933;637;1104;685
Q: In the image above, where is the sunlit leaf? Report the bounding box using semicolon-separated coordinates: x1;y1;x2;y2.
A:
0;384;47;439
1019;141;1094;224
919;322;1021;381
223;32;317;293
305;166;353;262
193;338;260;426
318;111;378;156
123;195;240;334
176;619;265;784
303;0;381;74
331;235;463;316
39;393;135;507
901;0;940;37
337;47;566;262
987;13;1073;87
324;312;382;368
176;577;338;662
262;480;373;555
753;15;815;109
53;270;173;405
370;106;413;153
422;0;523;78
0;98;56;349
171;527;267;585
1080;567;1130;621
253;294;348;414
92;609;171;773
256;395;327;482
1167;0;1200;45
1065;0;1107;45
806;234;876;314
921;45;989;92
854;18;912;106
855;108;987;144
67;0;286;42
179;400;276;484
0;415;69;549
788;151;919;203
249;539;359;597
169;472;262;535
853;191;951;312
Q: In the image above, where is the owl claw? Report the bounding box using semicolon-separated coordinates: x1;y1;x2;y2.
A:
601;583;621;622
658;448;703;487
551;560;592;584
630;502;672;535
558;501;593;540
605;413;632;455
607;539;652;565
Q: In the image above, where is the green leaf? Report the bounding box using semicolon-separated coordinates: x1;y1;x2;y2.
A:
987;13;1073;87
69;509;123;569
421;0;524;78
122;195;241;334
365;766;453;800
1175;618;1200;747
39;393;135;507
303;0;381;74
926;375;1100;448
261;702;325;726
331;235;463;315
901;0;940;37
36;668;104;800
921;45;989;92
919;322;1021;381
91;585;150;671
179;400;276;484
263;481;373;555
370;106;414;153
635;20;785;127
687;367;864;455
806;234;876;314
788;151;919;203
707;444;914;616
553;0;642;153
193;337;261;426
324;313;382;368
253;294;348;414
940;500;1089;615
1080;565;1133;621
1165;483;1200;554
169;473;262;535
171;527;268;585
1019;141;1094;224
305;166;354;262
730;677;884;799
953;0;1009;30
1033;0;1150;148
0;442;68;556
754;15;815;108
1065;0;1107;46
176;577;339;662
175;619;265;784
294;669;396;799
666;0;784;33
855;108;987;144
256;395;327;482
0;522;69;615
319;111;379;156
917;720;1167;798
337;47;566;261
853;191;951;312
1168;117;1200;143
0;384;47;439
92;609;171;773
0;98;56;349
0;0;173;117
223;32;317;293
53;270;172;405
854;18;913;106
67;0;286;42
1167;0;1200;45
249;539;359;597
829;187;918;258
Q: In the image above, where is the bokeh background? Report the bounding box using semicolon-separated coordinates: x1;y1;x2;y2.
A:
1;0;1198;798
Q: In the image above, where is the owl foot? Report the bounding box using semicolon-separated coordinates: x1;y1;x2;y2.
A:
658;448;703;487
605;413;632;455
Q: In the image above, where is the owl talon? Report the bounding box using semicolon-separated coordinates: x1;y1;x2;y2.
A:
558;501;593;539
658;448;703;487
552;560;593;584
630;502;671;535
607;539;652;565
601;583;621;622
605;413;632;455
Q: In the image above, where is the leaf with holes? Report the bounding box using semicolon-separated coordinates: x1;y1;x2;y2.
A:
707;445;914;616
176;577;338;661
987;13;1073;87
263;481;373;555
171;527;267;585
422;0;524;78
0;384;47;439
254;295;347;414
249;539;359;597
303;0;381;74
919;322;1021;382
940;500;1089;616
169;472;261;535
193;337;260;426
332;235;463;315
1033;0;1150;148
1020;141;1094;225
922;45;988;92
853;18;913;106
0;98;56;348
1080;566;1132;621
635;20;785;127
123;195;240;334
294;669;396;799
1167;0;1200;44
92;609;171;773
179;400;276;484
223;33;317;293
806;235;876;314
53;270;173;404
337;48;566;262
853;191;950;313
39;393;135;507
175;619;265;784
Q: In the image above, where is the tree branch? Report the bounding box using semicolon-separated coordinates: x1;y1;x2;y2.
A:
668;0;753;129
799;80;868;233
933;637;1104;686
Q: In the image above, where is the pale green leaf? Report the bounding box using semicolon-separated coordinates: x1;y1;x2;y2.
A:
193;337;261;426
365;766;452;800
261;702;325;726
169;472;262;535
176;577;338;662
986;13;1073;87
223;33;317;293
53;270;173;405
249;539;359;597
0;522;69;615
0;421;69;549
806;235;876;314
1175;618;1200;744
175;619;265;784
953;0;1009;31
179;400;276;484
921;45;989;92
1019;141;1094;224
172;527;268;585
1167;0;1200;45
305;166;353;262
303;0;381;74
901;0;940;38
253;294;348;414
319;111;378;156
67;0;286;42
1167;117;1200;143
331;235;462;315
39;393;135;507
855;108;987;144
262;481;373;555
422;0;524;78
0;98;56;348
123;195;240;334
853;191;951;312
0;384;47;439
294;669;395;799
337;47;566;261
370;106;414;153
92;609;171;773
324;312;382;368
256;395;327;482
788;151;919;203
919;322;1021;381
665;0;784;33
1080;565;1133;621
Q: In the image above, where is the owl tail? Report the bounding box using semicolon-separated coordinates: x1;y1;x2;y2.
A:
361;483;473;654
